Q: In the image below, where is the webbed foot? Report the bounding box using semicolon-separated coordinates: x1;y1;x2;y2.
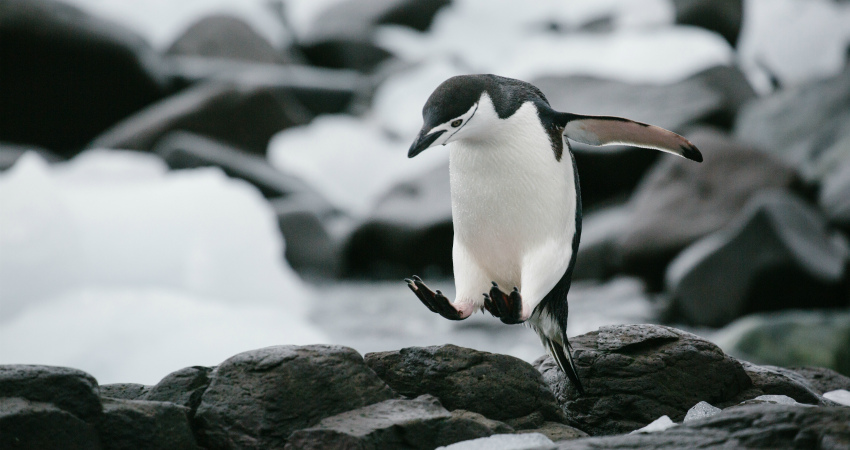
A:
405;275;465;321
483;282;524;324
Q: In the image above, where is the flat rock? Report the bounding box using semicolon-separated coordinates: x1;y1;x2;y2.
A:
0;0;168;155
166;14;284;64
195;345;395;449
788;366;850;394
737;361;824;406
365;344;563;425
89;76;313;155
0;397;102;450
618;128;800;289
145;365;212;417
534;325;752;436
285;395;506;450
99;383;150;401
666;191;849;326
552;403;850;449
0;365;101;421
714;310;850;377
518;422;589;442
97;398;196;450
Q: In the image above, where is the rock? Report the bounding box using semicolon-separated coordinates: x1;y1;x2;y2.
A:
788;366;850;394
89;76;313;155
672;0;743;47
629;416;676;434
97;398;196;450
733;65;850;183
343;162;453;278
820;158;850;232
270;194;346;277
365;345;564;425
99;384;150;401
0;365;102;421
682;401;720;422
0;143;62;171
145;365;212;417
824;390;850;406
298;0;450;71
195;345;395;449
740;394;807;407
517;422;589;442
714;310;850;377
737;361;823;406
571;206;628;281
0;397;102;450
166;15;284;64
0;0;168;155
439;433;556;450
153;131;311;197
666;192;850;326
285;395;506;450
552;404;850;449
534;325;752;436
618;129;801;290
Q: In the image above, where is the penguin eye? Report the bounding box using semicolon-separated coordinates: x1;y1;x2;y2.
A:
450;119;462;128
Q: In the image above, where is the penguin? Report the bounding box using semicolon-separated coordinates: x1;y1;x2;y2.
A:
405;74;702;394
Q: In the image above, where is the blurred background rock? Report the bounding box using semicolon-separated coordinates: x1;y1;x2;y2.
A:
1;0;848;384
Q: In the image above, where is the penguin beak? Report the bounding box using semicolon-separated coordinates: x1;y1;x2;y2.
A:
408;130;446;158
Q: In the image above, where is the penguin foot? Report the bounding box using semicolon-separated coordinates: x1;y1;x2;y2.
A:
405;275;464;321
483;282;524;324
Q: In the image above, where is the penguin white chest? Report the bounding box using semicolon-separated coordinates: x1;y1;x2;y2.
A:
448;102;577;293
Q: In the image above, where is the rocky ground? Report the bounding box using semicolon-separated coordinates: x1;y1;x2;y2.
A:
2;324;849;449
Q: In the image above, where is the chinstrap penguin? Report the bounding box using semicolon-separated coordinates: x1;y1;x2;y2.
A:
405;74;702;394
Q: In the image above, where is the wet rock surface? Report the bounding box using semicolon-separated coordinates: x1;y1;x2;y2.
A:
534;324;752;436
97;398;197;450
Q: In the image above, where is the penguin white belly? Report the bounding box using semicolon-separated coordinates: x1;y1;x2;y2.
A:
448;103;577;315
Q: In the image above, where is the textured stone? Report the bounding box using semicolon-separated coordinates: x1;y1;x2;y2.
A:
365;345;563;424
97;398;196;450
166;15;284;63
145;365;212;417
788;366;850;394
99;383;150;401
195;345;395;449
534;325;751;436
0;365;101;421
0;397;102;450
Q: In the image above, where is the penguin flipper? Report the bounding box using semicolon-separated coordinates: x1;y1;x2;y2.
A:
546;337;585;395
559;113;702;163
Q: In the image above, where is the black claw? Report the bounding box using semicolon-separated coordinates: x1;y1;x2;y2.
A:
435;290;442;295
413;275;423;282
405;275;463;321
512;287;519;292
492;281;498;287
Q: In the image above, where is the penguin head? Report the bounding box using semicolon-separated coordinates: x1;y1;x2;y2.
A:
408;75;502;158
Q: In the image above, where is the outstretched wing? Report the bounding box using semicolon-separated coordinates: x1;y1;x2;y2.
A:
560;113;702;162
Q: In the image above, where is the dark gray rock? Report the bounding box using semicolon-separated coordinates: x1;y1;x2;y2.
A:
344;162;453;278
0;143;62;171
666;192;850;326
272;195;345;277
195;345;395;449
97;398;196;450
571;206;628;281
284;395;505;450
734;65;850;184
166;15;284;64
0;0;168;155
145;365;212;417
618;128;801;289
89;76;313;155
789;366;850;394
552;404;850;449
365;344;564;425
714;310;850;377
298;0;450;71
0;397;102;450
518;422;589;442
534;325;752;436
99;384;150;401
0;365;101;421
820;158;850;232
737;361;824;405
442;433;556;450
672;0;743;46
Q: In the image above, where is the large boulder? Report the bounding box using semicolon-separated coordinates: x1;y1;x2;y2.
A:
166;15;284;64
820;158;850;232
534;325;752;436
0;397;102;450
194;345;395;449
365;345;564;428
737;361;825;406
788;366;850;394
618;128;801;289
145;365;213;418
666;192;849;327
89;76;313;156
0;365;102;422
714;310;850;377
99;384;151;401
0;0;168;155
672;0;743;47
97;398;197;450
285;395;507;449
552;403;850;449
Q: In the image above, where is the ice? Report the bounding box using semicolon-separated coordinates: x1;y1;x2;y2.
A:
0;151;325;384
823;389;850;407
630;415;676;434
438;433;555;450
683;401;722;422
752;395;804;406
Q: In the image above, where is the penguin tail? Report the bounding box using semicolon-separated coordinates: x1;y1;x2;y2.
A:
546;337;585;395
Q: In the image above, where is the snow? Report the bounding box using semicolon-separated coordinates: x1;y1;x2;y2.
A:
0;151;326;384
823;389;850;407
438;433;555;450
630;415;676;434
684;401;721;422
